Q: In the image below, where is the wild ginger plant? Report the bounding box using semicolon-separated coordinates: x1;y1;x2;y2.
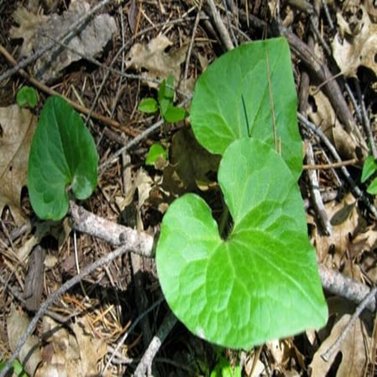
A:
156;37;328;349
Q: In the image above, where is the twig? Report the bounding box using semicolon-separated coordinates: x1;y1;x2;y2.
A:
133;311;177;377
305;142;332;235
319;265;376;312
355;79;377;159
303;159;358;170
101;297;164;376
320;286;377;361
0;0;112;83
99;119;164;171
298;113;377;218
69;202;377;313
321;0;335;30
183;1;203;83
0;44;140;138
206;0;234;51
0;243;134;377
69;202;154;255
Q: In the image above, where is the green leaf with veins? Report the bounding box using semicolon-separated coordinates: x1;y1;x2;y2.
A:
28;96;98;220
190;37;302;179
156;138;327;349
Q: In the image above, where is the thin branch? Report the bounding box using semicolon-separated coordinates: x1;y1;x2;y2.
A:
133;311;177;377
69;202;155;255
321;286;377;361
305;142;332;235
206;0;234;51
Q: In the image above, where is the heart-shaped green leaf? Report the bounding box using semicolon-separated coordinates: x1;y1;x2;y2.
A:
156;138;327;349
190;38;302;179
28;96;98;220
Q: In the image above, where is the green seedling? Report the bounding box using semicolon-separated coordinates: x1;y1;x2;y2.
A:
156;38;327;349
145;142;168;166
361;155;377;194
0;359;28;377
138;75;186;123
210;356;241;377
16;86;39;109
28;96;98;220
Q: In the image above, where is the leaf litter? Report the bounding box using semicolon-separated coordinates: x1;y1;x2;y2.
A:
1;0;377;375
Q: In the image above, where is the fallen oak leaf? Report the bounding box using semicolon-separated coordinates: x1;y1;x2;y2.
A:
126;35;188;87
0;105;36;224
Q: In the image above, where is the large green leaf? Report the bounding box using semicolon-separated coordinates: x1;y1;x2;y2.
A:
28;96;98;220
190;38;302;179
156;138;327;349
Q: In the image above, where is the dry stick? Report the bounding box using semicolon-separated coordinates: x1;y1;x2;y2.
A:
0;44;140;138
101;297;164;376
0;0;112;83
354;79;377;159
133;311;177;377
321;286;377;362
206;0;234;51
305;142;332;235
70;202;377;313
69;202;154;251
0;243;140;377
298;113;377;219
183;0;203;84
303;158;358;170
100;119;164;171
319;265;376;312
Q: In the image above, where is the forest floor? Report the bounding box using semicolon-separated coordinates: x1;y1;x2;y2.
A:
0;0;376;376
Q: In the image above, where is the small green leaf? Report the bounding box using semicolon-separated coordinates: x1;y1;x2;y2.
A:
210;357;241;377
145;143;168;165
367;177;377;195
28;96;98;220
138;97;158;113
158;75;175;103
16;86;39;109
156;138;327;349
0;359;28;377
162;103;186;123
190;38;303;179
361;156;377;183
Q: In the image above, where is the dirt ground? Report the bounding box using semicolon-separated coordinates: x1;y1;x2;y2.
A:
0;0;376;376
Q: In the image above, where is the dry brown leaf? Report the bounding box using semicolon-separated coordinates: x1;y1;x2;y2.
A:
125;35;188;87
0;105;36;224
332;5;377;77
313;194;359;265
10;1;117;82
36;316;106;377
162;128;220;194
308;89;359;159
7;304;42;376
309;314;371;377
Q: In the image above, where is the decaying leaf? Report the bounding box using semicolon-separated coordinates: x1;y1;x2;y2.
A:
126;35;188;87
7;305;42;376
35;316;106;377
309;314;371;377
308;89;359;160
162;128;220;194
332;5;377;77
0;105;36;224
313;194;359;264
10;0;117;82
